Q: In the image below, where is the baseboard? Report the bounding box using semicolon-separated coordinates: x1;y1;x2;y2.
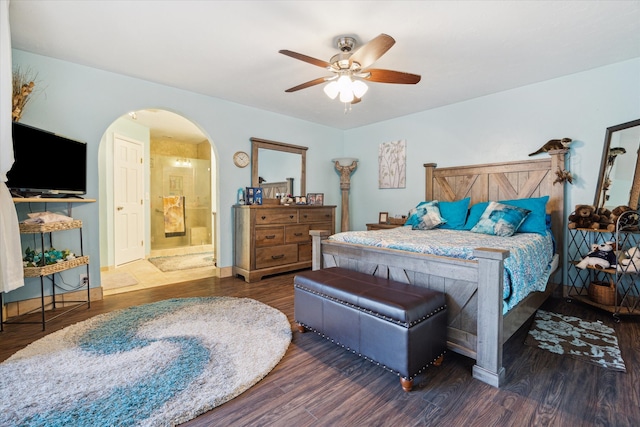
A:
3;286;103;321
219;266;233;278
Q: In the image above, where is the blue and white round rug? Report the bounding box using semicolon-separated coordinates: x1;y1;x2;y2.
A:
0;297;292;426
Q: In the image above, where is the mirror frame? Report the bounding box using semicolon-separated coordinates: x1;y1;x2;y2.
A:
594;118;640;210
250;137;308;198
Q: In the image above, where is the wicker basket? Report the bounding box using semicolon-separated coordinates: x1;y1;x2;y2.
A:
388;217;407;225
23;256;89;278
19;219;83;234
588;279;618;306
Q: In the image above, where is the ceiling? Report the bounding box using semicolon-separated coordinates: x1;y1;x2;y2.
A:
9;1;640;137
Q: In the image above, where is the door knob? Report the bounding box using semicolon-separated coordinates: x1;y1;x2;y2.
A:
117;206;124;211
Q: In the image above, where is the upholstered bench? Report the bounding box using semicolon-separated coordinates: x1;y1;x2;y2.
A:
293;267;447;391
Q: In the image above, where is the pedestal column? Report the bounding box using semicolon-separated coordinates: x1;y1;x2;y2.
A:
333;158;358;232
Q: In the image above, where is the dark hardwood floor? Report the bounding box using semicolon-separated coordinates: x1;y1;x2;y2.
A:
1;272;638;426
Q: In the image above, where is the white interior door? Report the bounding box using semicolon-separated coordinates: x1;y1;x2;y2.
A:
114;134;145;266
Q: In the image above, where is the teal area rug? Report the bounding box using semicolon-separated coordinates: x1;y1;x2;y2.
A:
525;309;626;372
149;252;215;272
0;297;292;426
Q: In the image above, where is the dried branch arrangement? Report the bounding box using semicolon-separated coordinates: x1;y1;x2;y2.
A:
12;67;38;122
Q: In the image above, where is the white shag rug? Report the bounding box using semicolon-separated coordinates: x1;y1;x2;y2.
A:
0;297;292;427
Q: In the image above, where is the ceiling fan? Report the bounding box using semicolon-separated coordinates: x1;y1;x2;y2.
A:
279;34;421;105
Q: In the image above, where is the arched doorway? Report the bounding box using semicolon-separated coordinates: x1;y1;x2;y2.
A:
98;109;218;294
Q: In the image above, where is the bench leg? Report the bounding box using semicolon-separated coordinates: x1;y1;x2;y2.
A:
433;354;444;366
296;323;307;333
400;377;413;392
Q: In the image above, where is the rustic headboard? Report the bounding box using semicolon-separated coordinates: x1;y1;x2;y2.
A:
424;149;568;254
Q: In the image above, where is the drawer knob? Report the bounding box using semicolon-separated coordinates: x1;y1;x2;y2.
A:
271;254;285;260
266;235;276;239
289;215;294;219
303;214;308;218
261;216;267;220
294;232;303;236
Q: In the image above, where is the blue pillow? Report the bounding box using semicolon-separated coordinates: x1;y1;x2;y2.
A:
462;201;489;230
498;196;549;235
405;198;469;229
463;196;549;234
411;200;447;230
470;201;531;237
438;197;471;230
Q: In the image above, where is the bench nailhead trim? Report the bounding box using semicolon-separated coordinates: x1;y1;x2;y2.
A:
296;321;446;381
295;284;446;327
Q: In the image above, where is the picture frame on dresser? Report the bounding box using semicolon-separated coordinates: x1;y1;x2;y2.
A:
379;212;389;224
307;193;324;206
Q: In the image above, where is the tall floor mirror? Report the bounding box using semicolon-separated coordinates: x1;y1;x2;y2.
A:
594;119;640;210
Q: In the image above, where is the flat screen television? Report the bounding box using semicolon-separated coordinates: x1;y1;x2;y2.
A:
6;122;87;197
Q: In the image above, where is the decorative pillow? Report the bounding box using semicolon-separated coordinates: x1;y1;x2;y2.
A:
438;197;471;230
411;200;447;230
498;196;549;235
470;201;531;237
405;198;470;229
463;196;549;234
404;205;424;227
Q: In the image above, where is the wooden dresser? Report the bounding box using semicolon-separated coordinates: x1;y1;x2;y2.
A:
233;204;336;282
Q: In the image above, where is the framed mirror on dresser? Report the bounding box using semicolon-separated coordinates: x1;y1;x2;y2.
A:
594;119;640;210
234;138;335;282
250;137;307;199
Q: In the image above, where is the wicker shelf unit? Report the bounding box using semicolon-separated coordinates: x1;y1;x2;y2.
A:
2;219;91;331
566;210;640;321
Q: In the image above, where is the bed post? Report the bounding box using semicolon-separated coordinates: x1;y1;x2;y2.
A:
424;163;437;200
310;230;331;270
547;149;568;273
472;247;509;387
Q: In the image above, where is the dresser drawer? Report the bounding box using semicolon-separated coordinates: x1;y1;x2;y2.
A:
255;227;284;247
256;244;298;269
255;210;298;225
308;221;333;233
286;224;309;244
298;242;312;262
300;209;333;223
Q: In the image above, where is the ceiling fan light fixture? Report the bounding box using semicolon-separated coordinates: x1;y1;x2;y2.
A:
352;80;368;98
323;81;340;99
339;89;354;103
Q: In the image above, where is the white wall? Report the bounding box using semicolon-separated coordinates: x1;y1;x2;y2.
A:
7;49;343;303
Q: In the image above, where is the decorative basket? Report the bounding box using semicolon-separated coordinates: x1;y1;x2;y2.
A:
588;279;618;306
19;220;83;234
388;217;407;225
23;256;89;278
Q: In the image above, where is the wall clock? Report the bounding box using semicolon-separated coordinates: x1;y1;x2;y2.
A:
233;151;250;168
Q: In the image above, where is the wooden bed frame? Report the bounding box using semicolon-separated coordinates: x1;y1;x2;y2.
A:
310;149;567;387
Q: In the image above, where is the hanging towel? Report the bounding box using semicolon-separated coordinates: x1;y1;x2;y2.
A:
163;195;186;237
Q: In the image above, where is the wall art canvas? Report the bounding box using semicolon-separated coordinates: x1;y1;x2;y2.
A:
378;139;406;189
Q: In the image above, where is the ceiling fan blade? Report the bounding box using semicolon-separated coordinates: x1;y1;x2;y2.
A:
279;50;331;68
284;76;332;93
349;34;395;69
364;69;421;84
